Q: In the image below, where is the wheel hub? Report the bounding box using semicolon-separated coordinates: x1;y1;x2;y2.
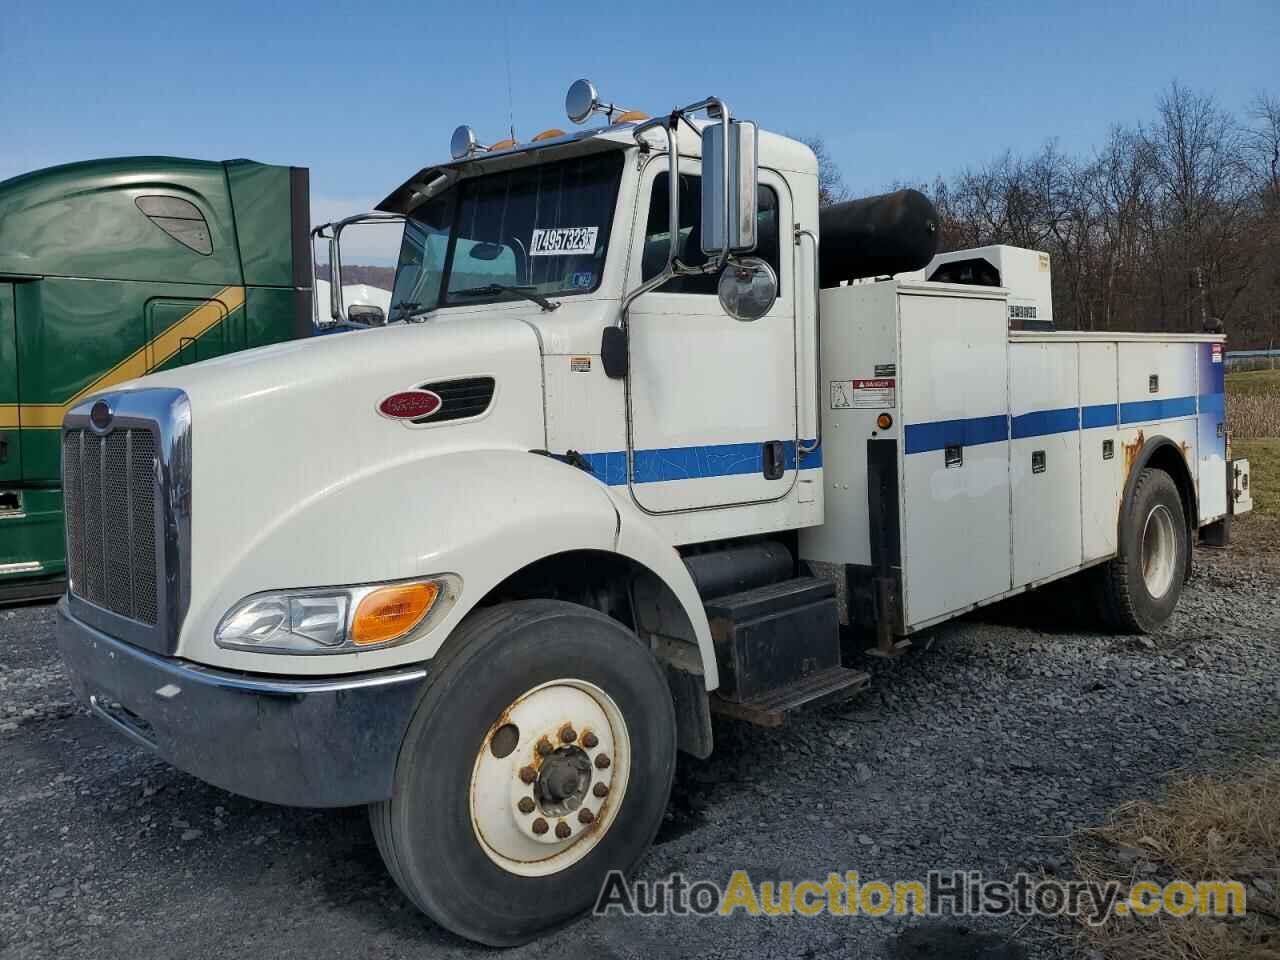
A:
535;747;591;814
1141;503;1177;599
469;679;629;878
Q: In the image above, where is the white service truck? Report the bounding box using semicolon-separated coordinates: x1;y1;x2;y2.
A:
55;80;1253;944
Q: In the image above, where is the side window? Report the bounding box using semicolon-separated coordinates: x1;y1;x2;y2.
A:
640;173;781;295
135;195;213;256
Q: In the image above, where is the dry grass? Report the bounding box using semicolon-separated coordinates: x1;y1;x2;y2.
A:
1235;440;1280;519
1073;761;1280;960
1227;369;1280;396
1231;396;1280;439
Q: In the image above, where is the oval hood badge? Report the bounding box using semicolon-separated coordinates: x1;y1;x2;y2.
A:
378;389;442;421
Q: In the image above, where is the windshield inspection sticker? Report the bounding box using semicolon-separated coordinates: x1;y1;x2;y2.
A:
530;226;598;256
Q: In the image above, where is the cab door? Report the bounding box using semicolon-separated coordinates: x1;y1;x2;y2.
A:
624;161;797;512
0;283;20;483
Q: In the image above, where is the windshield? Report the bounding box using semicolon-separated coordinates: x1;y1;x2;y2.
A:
389;151;624;319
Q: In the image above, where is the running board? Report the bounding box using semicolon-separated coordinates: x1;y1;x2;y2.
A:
711;666;871;727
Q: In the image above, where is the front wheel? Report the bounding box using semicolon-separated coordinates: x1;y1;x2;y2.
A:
1096;467;1189;633
370;600;676;945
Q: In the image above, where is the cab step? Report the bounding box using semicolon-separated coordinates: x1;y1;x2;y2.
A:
704;575;870;727
711;665;870;727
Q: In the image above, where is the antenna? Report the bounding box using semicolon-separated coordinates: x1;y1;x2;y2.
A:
502;2;516;141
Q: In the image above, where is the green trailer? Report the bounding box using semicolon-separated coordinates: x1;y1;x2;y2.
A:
0;157;313;600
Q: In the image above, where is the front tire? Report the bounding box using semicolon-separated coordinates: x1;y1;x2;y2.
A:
1096;468;1188;633
370;600;676;945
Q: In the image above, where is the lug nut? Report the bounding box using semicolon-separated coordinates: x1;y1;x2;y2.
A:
536;737;554;756
594;753;611;769
519;765;537;784
578;808;595;825
582;732;599;749
518;797;536;814
593;782;609;798
560;726;577;743
532;817;549;835
555;821;572;839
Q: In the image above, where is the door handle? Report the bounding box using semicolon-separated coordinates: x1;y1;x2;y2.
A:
762;440;785;480
0;432;8;465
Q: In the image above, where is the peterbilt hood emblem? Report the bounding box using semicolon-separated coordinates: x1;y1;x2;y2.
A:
378;389;443;421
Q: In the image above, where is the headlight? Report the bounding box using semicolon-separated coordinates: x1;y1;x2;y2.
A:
216;577;456;654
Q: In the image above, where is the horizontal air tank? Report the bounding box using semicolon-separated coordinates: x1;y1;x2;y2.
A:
818;189;940;287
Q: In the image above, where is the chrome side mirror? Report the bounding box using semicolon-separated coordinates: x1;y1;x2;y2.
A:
565;79;600;124
701;119;759;257
347;304;387;327
717;257;776;322
451;125;488;161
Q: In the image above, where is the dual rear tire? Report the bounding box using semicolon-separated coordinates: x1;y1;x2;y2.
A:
369;600;676;946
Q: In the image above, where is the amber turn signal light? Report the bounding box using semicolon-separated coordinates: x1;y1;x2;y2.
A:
352;582;439;646
876;413;893;430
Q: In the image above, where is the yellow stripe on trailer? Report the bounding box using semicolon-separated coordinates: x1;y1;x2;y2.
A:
0;286;243;430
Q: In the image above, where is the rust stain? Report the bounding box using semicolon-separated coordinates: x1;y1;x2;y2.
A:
1123;429;1145;480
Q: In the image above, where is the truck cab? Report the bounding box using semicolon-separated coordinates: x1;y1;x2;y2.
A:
0;157;313;599
52;81;1246;945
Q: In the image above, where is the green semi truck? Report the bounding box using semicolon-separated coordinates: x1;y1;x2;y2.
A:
0;157;313;600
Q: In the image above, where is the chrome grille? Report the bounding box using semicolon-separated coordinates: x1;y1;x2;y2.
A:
63;428;159;625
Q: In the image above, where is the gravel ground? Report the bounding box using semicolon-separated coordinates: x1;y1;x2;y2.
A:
2;520;1278;960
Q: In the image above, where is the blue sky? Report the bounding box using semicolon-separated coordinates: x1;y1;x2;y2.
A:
3;0;1276;261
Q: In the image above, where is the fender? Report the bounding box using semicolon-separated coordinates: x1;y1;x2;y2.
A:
609;492;719;691
1119;433;1198;548
181;448;715;685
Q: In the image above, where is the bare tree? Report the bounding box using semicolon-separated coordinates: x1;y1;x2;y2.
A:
797;135;847;207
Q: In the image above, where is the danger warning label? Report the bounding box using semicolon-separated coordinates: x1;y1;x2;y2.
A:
831;378;896;409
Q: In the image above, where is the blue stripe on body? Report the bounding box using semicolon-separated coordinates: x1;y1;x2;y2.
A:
902;415;1008;455
1082;404;1118;429
901;393;1204;456
580;439;821;487
1012;407;1079;439
1119;396;1197;423
1199;392;1225;415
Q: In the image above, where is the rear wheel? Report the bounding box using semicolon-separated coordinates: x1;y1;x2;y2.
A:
370;600;676;945
1096;468;1188;633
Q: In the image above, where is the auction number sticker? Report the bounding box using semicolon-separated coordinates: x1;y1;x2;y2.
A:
530;226;598;256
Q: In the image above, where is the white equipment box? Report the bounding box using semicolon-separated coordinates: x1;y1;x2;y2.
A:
800;279;1231;633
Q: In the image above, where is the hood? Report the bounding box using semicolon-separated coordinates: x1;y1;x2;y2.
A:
127;312;546;635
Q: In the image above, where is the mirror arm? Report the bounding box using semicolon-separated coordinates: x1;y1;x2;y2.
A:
795;225;822;458
328;236;343;323
323;212;407;326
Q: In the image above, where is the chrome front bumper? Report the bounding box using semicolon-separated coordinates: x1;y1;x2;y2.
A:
55;600;428;807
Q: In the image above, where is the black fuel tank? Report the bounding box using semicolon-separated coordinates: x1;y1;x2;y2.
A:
818;189;940;287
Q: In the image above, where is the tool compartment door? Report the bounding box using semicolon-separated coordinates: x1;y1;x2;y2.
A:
1010;341;1082;586
1080;341;1121;562
1196;342;1227;522
898;289;1011;626
0;284;19;483
624;162;797;512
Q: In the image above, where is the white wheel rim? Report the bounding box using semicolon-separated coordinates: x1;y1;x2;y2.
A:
1141;503;1177;599
469;679;630;878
